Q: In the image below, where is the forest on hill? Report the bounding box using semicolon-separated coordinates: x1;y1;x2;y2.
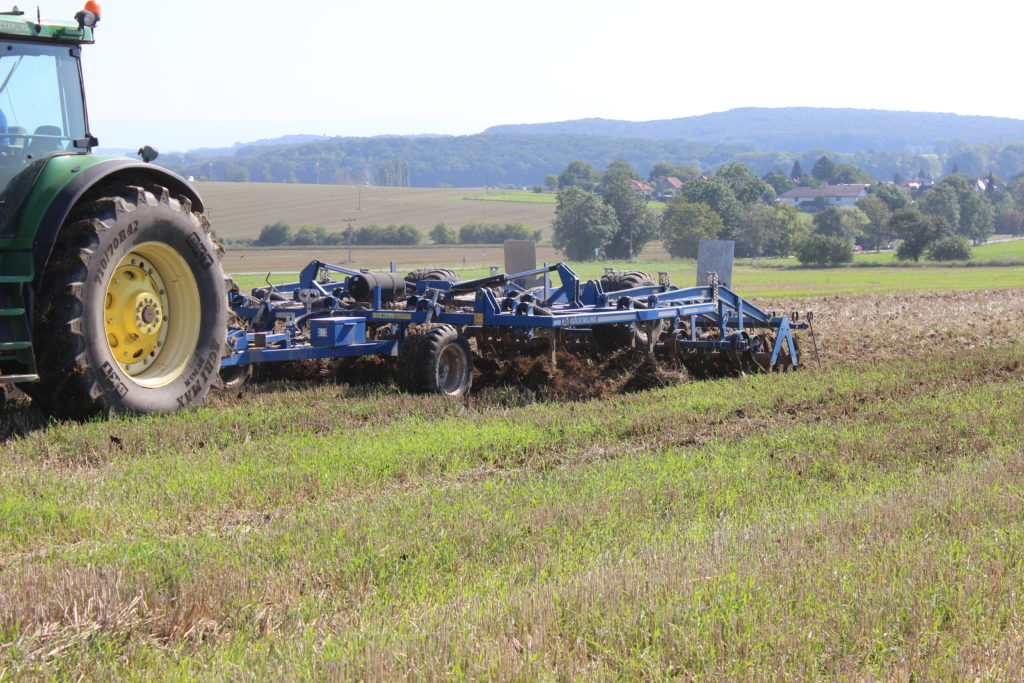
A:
484;108;1024;154
157;109;1024;189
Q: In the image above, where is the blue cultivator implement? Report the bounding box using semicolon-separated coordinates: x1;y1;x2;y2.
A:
221;262;809;396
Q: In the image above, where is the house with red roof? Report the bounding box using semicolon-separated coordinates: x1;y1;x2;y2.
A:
655;176;684;201
625;178;655;199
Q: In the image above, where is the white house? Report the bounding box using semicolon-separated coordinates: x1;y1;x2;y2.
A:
777;184;870;210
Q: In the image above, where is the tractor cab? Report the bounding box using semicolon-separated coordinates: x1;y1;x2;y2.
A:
0;42;89;174
0;5;96;231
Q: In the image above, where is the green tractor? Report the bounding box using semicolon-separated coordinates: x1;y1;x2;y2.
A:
0;4;226;418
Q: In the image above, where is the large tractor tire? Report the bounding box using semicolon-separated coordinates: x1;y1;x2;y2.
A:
593;271;657;351
26;184;226;418
405;268;458;284
600;270;656;293
397;324;473;396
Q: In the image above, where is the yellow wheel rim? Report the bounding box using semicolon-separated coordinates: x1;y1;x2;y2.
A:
103;242;200;388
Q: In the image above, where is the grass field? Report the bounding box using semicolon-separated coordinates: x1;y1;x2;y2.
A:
197;182;556;242
1;283;1023;677
4;203;1024;678
223;238;1024;289
462;190;558;204
463;190;669;211
852;237;1024;265
228;249;1024;298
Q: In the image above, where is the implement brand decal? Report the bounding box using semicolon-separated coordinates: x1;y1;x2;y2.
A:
561;314;636;326
371;312;412;320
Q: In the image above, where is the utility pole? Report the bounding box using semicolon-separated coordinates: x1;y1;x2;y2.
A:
315;160;320;185
343;217;357;263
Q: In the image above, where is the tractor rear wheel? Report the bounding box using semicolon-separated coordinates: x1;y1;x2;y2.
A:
397;324;473;396
26;184;226;418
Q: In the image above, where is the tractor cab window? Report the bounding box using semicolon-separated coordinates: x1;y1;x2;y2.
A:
0;42;87;231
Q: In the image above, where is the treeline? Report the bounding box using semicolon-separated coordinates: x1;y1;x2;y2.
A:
158;127;1024;190
254;220;541;247
255;221;421;247
553;161;802;261
157;135;1018;190
550;157;1023;265
485;108;1024;155
160;134;741;188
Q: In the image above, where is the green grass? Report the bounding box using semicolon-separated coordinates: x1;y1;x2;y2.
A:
6;254;1024;677
463;191;671;211
230;258;1024;297
461;190;558;204
850;237;1024;266
1;342;1023;677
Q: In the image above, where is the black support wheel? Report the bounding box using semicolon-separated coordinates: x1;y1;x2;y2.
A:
26;184;227;418
405;268;458;284
217;363;253;392
600;270;656;292
397;324;474;396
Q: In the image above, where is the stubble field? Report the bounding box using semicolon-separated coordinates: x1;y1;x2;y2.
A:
1;255;1023;677
197;182;557;242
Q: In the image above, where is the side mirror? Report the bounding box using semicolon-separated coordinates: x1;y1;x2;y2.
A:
137;145;158;163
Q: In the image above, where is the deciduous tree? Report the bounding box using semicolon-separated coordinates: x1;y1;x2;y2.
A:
855;195;892;251
891;209;950;262
919;184;960;231
796;234;853;266
552;187;618;260
661;201;725;259
648;162;700;183
430;222;457;244
926;235;971;261
557;160;601;191
812;156;836;182
602;179;660;258
871;183;911;212
678;176;742;230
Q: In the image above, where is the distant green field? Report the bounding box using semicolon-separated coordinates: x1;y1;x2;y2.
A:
851;238;1024;265
463;190;667;210
462;191;557;204
231;258;1024;298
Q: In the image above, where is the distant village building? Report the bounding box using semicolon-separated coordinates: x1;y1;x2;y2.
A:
777;184;870;211
899;178;935;196
625;178;655;199
655;176;684;201
972;176;1002;193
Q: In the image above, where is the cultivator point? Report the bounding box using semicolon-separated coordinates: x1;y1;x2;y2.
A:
222;262;810;395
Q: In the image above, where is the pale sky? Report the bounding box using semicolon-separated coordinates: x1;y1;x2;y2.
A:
35;0;1024;151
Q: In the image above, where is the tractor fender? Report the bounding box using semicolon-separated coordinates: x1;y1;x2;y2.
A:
32;157;203;286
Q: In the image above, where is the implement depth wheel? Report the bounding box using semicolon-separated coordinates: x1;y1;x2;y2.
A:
397;324;473;396
28;184;226;418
